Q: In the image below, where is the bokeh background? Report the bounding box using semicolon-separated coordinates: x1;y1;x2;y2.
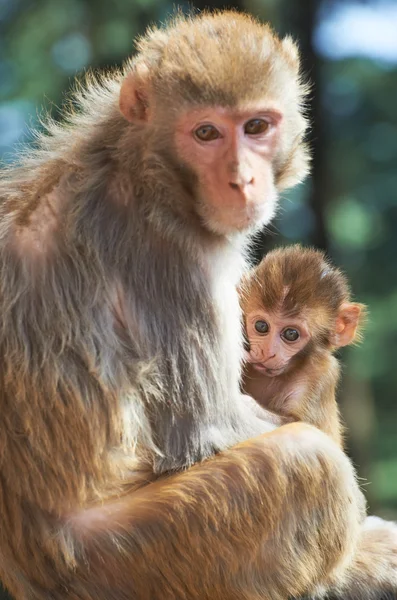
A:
0;0;396;595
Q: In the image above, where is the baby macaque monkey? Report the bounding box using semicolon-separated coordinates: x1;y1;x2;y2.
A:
240;245;366;447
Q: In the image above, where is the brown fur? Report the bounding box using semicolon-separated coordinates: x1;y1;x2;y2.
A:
0;11;395;600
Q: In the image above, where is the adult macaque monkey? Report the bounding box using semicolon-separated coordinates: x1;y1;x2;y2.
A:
0;10;396;600
240;245;366;447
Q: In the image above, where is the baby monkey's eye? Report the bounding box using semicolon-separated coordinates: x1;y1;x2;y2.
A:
254;320;269;334
244;119;269;135
194;125;220;141
282;328;300;342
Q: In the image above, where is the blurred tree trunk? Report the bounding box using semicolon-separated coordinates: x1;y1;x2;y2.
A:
340;370;378;510
254;0;330;259
285;0;330;252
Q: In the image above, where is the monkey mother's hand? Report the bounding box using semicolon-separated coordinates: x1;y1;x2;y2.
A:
240;393;294;428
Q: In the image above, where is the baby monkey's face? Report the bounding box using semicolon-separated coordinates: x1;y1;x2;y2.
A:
244;309;310;377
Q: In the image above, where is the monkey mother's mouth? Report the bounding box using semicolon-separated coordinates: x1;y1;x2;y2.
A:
252;363;285;376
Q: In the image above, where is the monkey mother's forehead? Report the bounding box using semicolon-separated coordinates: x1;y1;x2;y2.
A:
133;11;303;107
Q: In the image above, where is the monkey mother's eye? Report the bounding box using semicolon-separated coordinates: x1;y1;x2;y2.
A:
254;320;269;334
244;119;269;135
282;328;300;342
194;125;220;142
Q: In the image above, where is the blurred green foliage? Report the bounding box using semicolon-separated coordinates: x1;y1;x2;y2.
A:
0;1;396;595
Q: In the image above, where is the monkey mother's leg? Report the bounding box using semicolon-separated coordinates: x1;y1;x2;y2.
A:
64;423;364;600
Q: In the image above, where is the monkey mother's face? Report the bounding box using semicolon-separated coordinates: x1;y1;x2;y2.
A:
174;106;282;235
244;309;310;376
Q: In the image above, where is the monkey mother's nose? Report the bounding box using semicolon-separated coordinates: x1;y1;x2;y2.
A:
229;177;254;191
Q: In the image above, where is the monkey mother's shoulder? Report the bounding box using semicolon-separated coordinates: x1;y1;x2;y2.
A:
0;71;126;211
0;166;79;261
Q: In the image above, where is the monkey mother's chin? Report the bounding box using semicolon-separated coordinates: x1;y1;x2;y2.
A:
198;196;277;237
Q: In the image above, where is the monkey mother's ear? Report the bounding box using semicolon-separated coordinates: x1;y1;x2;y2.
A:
119;62;151;123
333;302;366;348
281;36;300;71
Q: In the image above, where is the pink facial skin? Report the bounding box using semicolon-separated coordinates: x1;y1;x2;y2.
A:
244;309;310;377
174;106;283;235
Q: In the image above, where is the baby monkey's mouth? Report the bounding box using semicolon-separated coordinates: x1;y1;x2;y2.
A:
251;362;285;377
243;350;285;376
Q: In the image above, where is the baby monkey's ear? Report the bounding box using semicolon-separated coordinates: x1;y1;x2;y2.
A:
333;302;367;348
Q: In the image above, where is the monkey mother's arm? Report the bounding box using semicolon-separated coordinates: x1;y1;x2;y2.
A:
0;324;365;600
64;424;364;600
240;393;293;427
